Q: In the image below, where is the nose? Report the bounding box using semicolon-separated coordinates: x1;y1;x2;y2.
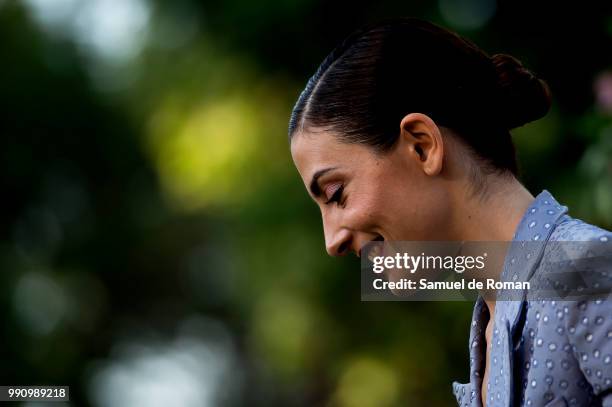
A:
323;216;352;257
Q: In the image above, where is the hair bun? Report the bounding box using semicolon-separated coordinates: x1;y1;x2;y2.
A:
490;53;552;130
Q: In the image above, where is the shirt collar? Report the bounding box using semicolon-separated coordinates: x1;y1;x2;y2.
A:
500;189;569;286
455;190;570;407
494;188;569;366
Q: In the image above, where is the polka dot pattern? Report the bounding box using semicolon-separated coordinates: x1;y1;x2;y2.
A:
452;190;612;407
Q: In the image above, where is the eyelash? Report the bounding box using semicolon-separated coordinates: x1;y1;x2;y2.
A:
325;185;344;205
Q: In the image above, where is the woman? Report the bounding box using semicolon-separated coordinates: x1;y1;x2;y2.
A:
287;18;612;407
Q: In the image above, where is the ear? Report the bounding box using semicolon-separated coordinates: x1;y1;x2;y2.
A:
398;113;444;176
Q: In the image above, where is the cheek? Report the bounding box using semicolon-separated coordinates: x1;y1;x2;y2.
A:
372;174;451;239
354;183;406;234
342;187;387;230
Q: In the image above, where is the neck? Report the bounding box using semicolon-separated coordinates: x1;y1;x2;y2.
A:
451;176;534;242
450;176;535;314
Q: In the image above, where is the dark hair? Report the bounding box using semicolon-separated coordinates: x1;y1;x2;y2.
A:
288;17;552;177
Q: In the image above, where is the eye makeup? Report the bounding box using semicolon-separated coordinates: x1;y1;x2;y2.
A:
324;182;344;205
324;182;343;201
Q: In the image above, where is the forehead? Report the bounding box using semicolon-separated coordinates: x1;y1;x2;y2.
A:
290;130;374;180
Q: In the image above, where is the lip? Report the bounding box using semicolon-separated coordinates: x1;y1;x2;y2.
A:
358;234;385;257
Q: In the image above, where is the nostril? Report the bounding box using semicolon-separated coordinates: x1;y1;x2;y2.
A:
338;241;349;255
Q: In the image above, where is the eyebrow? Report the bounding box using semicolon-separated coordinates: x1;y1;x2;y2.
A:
309;167;338;198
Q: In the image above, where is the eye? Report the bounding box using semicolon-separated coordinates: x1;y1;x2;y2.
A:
324;183;344;205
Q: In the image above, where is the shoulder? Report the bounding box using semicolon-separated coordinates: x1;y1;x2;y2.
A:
532;216;612;399
533;215;611;298
539;215;612;269
549;215;612;242
537;215;611;270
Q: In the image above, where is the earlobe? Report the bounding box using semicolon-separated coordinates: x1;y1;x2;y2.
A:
399;113;444;176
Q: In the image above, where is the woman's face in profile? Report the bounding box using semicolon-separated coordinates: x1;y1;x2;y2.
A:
290;127;453;257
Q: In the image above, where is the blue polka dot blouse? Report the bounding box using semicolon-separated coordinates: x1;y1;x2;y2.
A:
452;190;612;407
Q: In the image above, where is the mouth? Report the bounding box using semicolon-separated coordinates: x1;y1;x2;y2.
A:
359;234;385;258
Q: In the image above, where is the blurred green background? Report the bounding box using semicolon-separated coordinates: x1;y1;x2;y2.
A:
1;0;611;406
